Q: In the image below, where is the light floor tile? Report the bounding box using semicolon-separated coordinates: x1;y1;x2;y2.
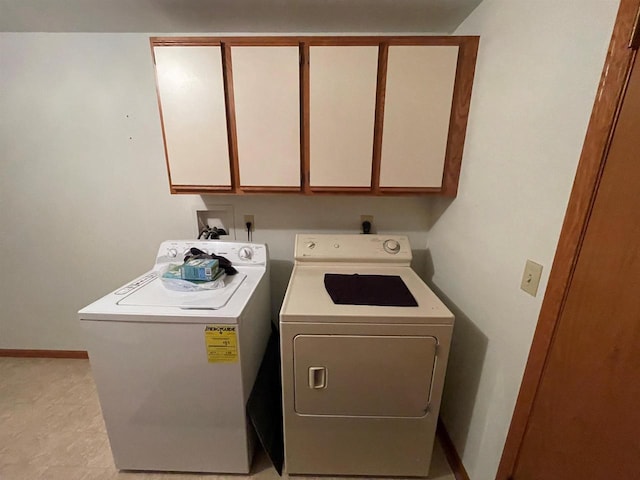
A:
0;463;48;480
41;465;115;480
0;358;455;480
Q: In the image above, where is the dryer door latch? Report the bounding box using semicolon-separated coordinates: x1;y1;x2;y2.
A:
308;366;327;389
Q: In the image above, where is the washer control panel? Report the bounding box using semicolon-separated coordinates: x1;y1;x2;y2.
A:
155;241;268;266
114;272;159;295
294;234;412;263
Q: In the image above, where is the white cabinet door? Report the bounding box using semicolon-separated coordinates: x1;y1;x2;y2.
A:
232;46;300;188
309;46;378;188
154;46;231;187
380;45;459;188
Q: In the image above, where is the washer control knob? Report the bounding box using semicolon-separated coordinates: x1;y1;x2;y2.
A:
306;241;316;249
238;247;253;260
383;239;401;254
167;248;178;258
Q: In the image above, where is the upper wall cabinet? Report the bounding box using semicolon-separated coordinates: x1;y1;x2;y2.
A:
151;36;479;196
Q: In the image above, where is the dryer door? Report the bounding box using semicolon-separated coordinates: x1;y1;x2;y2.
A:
293;334;437;417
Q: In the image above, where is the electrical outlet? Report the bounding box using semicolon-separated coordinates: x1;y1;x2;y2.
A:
244;215;255;231
521;260;543;297
360;215;374;234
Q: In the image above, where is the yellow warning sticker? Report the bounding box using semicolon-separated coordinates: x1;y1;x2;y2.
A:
204;325;238;363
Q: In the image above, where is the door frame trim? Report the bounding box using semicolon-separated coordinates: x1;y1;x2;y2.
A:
496;1;640;478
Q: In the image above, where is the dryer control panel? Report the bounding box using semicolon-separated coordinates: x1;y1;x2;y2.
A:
295;234;412;264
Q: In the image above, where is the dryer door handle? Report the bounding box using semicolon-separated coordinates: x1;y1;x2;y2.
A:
308;366;327;389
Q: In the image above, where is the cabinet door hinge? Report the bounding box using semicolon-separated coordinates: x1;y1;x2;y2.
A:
630;5;640;49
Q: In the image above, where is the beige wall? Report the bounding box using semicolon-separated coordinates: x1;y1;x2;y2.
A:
426;1;619;478
0;33;430;349
0;3;621;475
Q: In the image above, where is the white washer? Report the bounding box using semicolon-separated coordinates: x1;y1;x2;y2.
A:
280;234;454;477
79;240;271;473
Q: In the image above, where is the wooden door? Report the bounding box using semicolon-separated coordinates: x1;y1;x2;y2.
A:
509;46;640;480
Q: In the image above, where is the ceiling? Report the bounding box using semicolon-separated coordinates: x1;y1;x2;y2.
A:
0;0;483;34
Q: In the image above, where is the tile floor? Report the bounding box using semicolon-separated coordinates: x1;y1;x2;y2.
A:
0;358;455;480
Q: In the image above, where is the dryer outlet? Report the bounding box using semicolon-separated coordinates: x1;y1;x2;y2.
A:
244;215;255;231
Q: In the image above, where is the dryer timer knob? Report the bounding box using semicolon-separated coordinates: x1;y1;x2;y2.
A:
238;247;253;260
167;248;178;258
383;239;401;254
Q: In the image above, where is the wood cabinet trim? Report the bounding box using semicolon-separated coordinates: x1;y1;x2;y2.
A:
240;186;302;193
171;185;234;194
151;35;476;47
440;36;479;197
309;186;373;193
172;186;445;196
387;37;470;46
309;187;443;196
221;43;240;192
150;40;176;192
371;43;389;193
301;43;311;193
305;38;388;46
378;186;443;194
151;37;222;46
220;38;301;47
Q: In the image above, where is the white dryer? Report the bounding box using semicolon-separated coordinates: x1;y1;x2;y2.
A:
79;240;270;473
279;234;454;477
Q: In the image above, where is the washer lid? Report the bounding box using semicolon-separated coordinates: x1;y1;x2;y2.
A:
117;273;246;310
